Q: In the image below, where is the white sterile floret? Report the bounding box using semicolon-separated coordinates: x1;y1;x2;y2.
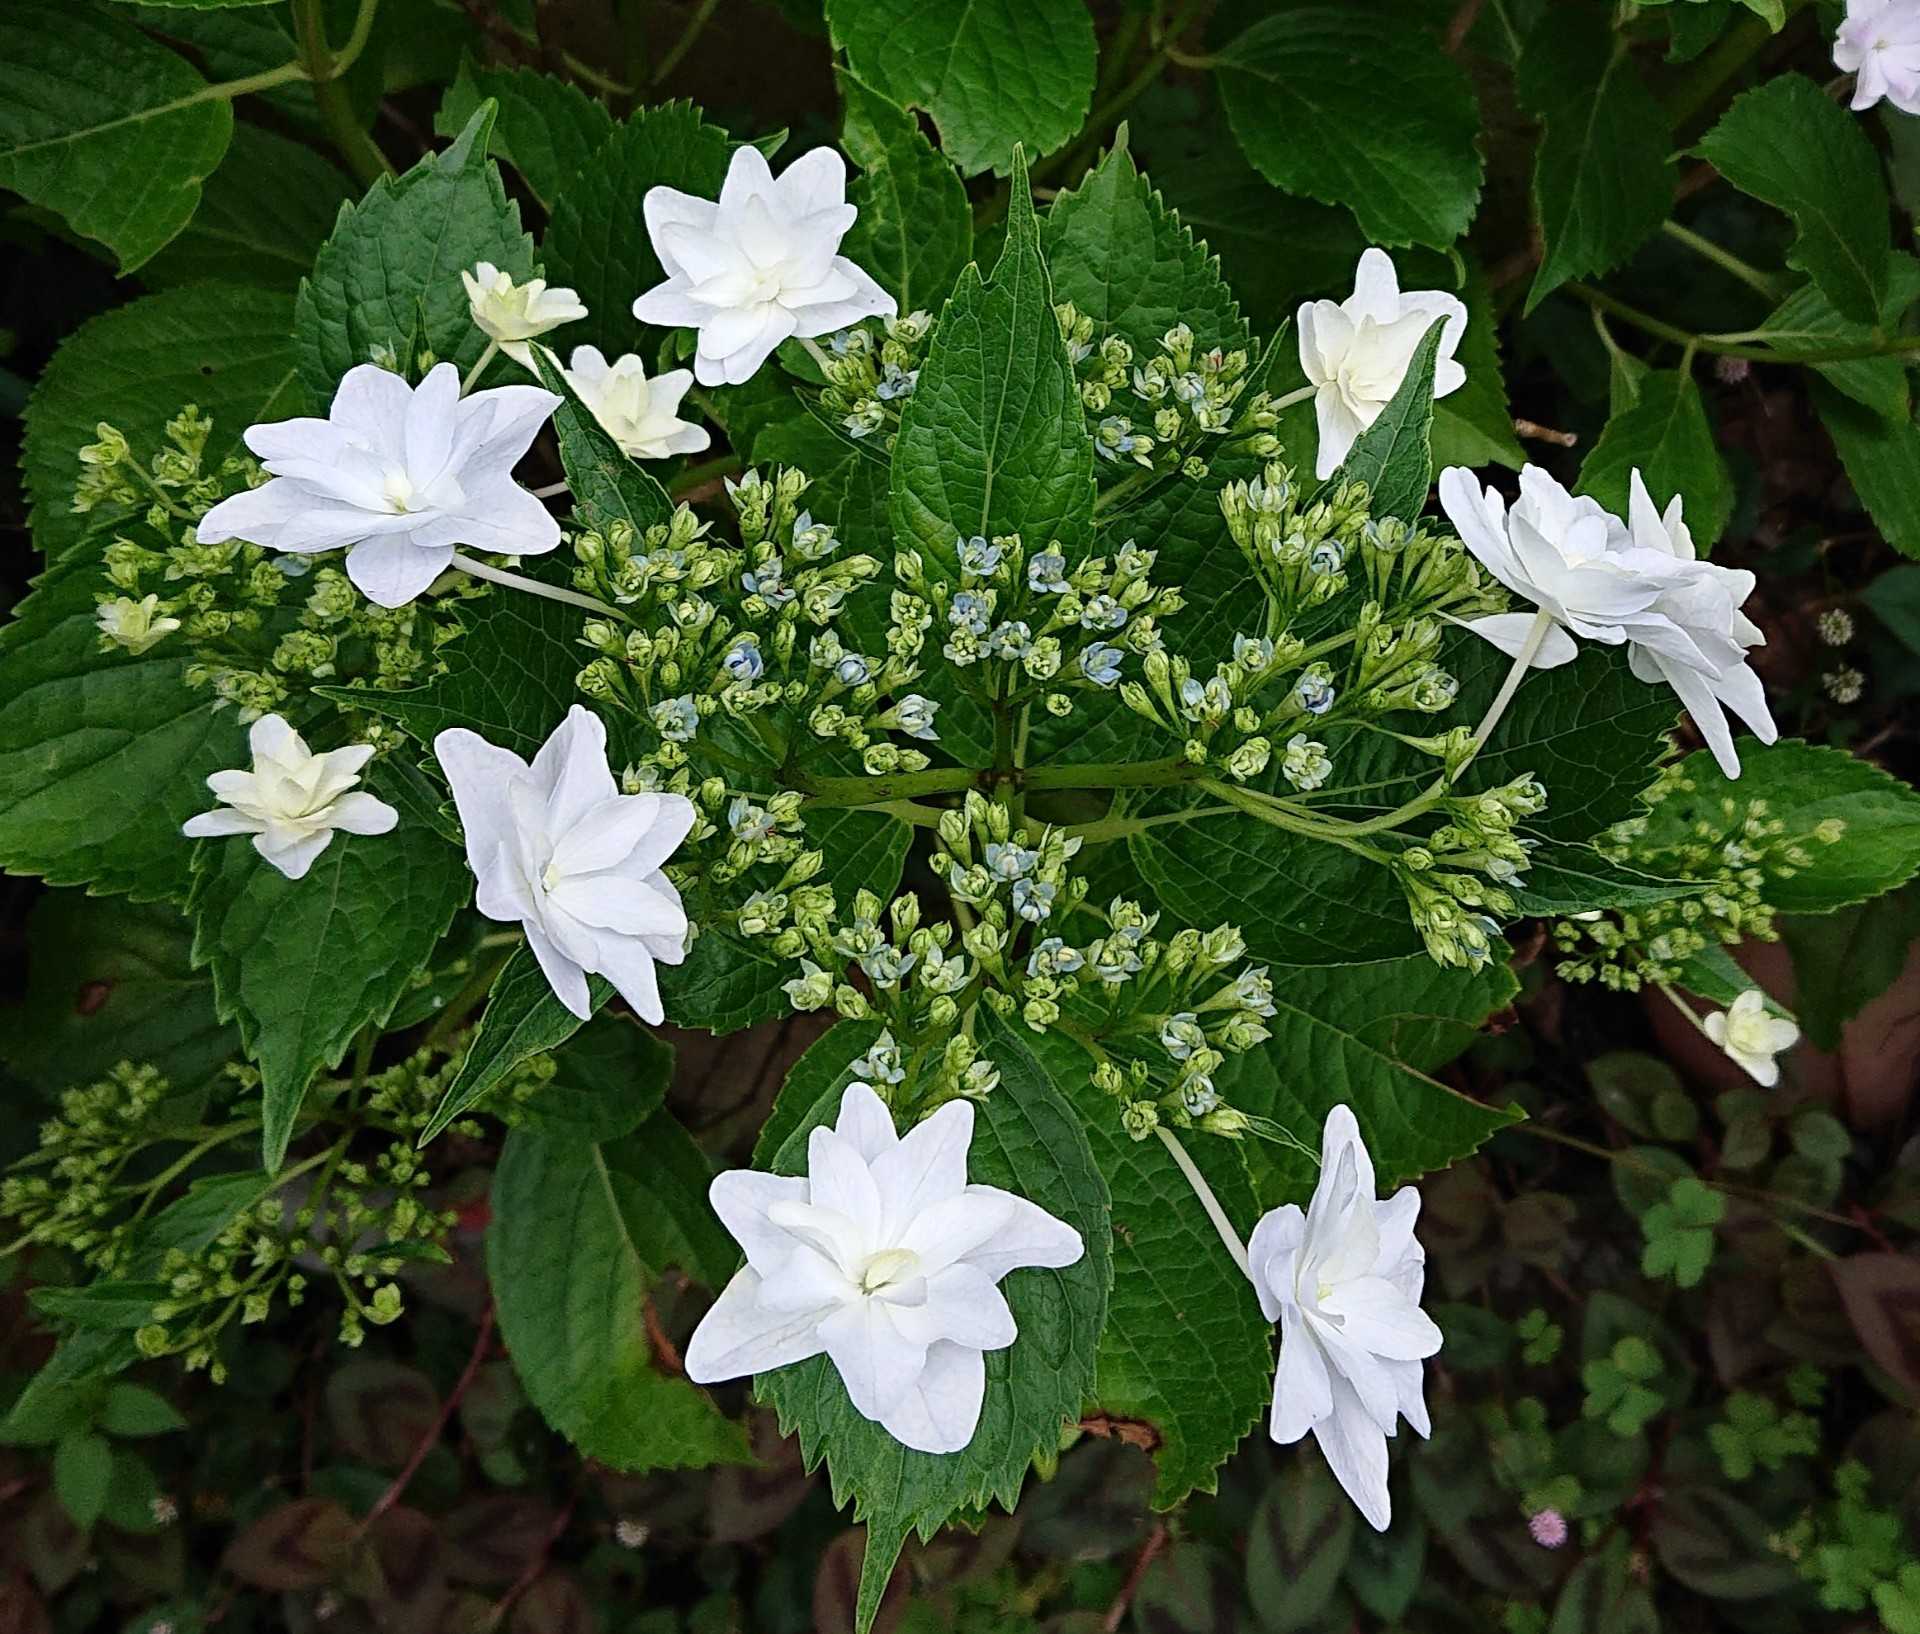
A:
1299;249;1467;479
685;1082;1085;1454
434;705;696;1022
1835;0;1920;114
1704;989;1802;1087
96;594;180;655
562;346;711;460
1440;464;1777;777
195;363;562;609
182;714;397;882
1248;1106;1441;1530
461;261;589;366
633;145;896;386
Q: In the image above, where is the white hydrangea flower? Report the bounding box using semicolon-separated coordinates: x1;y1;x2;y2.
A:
182;714;397;881
562;346;711;460
1615;472;1777;779
461;261;588;367
434;705;695;1022
1299;249;1467;479
1438;463;1678;670
685;1081;1085;1454
1835;0;1920;114
196;363;562;609
1248;1105;1440;1530
1704;989;1802;1087
96;594;180;655
1442;465;1777;777
633;145;896;386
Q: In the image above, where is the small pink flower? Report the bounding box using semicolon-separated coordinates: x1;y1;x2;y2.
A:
1529;1508;1569;1549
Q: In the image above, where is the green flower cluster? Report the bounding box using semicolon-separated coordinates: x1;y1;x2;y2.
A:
1554;764;1848;990
80;410;476;721
816;310;936;442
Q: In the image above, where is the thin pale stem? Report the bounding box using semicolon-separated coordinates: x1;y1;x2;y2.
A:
1155;1127;1251;1278
461;339;500;395
530;479;570;500
1271;383;1317;412
798;336;835;376
1473;607;1555;748
448;552;629;620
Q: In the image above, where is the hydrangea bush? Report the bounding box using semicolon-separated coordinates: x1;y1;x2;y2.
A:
8;0;1920;1628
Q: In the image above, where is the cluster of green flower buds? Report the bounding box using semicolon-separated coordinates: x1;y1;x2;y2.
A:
572;468;886;774
843;1026;1004;1123
817;311;936;443
1555;767;1846;991
1057;310;1277;483
83;411;464;721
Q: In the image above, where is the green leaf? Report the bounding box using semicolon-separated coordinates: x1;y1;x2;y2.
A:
98;1384;187;1438
434;59;615;211
22;282;303;565
1637;740;1920;914
838;72;973;317
141;125;354;291
0;2;231;271
1433;271;1525;471
1040;131;1249;361
487;1126;752;1471
1022;1030;1271;1509
27;1283;168;1333
188;758;470;1170
0;555;234;904
1506;845;1705;916
2;893;233;1097
509;1011;673;1143
1134;639;1677;965
53;1432;114;1531
1693;74;1890;324
1216;6;1483;251
1576;367;1733;547
824;0;1096;177
1757;272;1918;423
617;1109;740;1287
333;587;586;761
1326;318;1445;523
1812;379;1920;560
756;1012;1111;1634
889;148;1096;584
544;101;738;365
1652;1486;1798;1598
295;102;535;402
1864;563;1920;652
1782;887;1920;1049
1519;8;1674;310
422;947;610;1144
1245;1456;1355;1630
1217;954;1522;1201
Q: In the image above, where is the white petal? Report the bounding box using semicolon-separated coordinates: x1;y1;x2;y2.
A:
330;363;414;446
1247;1203;1308;1322
433;728;529;877
951;1185;1082;1282
193;479;310;547
775;146;849;216
642;187;722;282
587;932;667;1025
1313;1372;1393;1530
549;794;653;877
450;383;563;472
874;1340;986;1455
183;809;262;839
1462;613;1581;669
405;363;460;482
445;478;564;560
547;874;685;938
1269;1304;1333;1445
532;705;617;832
871;1099;973;1236
788;260;898;336
709;1169;812;1275
325;791;399;836
345;535;455;608
684;1267;830;1382
806;1124;884;1228
633;281;713;330
524;922;594;1019
1349;247;1403;323
889;1263;1016;1352
1317;1275;1443;1361
818;1298;926;1420
834;1081;899;1161
1312;388;1366;480
255;825;333;881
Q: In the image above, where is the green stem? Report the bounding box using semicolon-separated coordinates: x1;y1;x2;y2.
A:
1659;221;1784;301
293;0;393;187
448;553;631;621
1066;804;1241;844
1092;467;1156;517
1155;1127;1250;1278
651;0;722;85
1472;608;1553;750
1663;0;1815;130
460;339;500;395
1568;282;1920;363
